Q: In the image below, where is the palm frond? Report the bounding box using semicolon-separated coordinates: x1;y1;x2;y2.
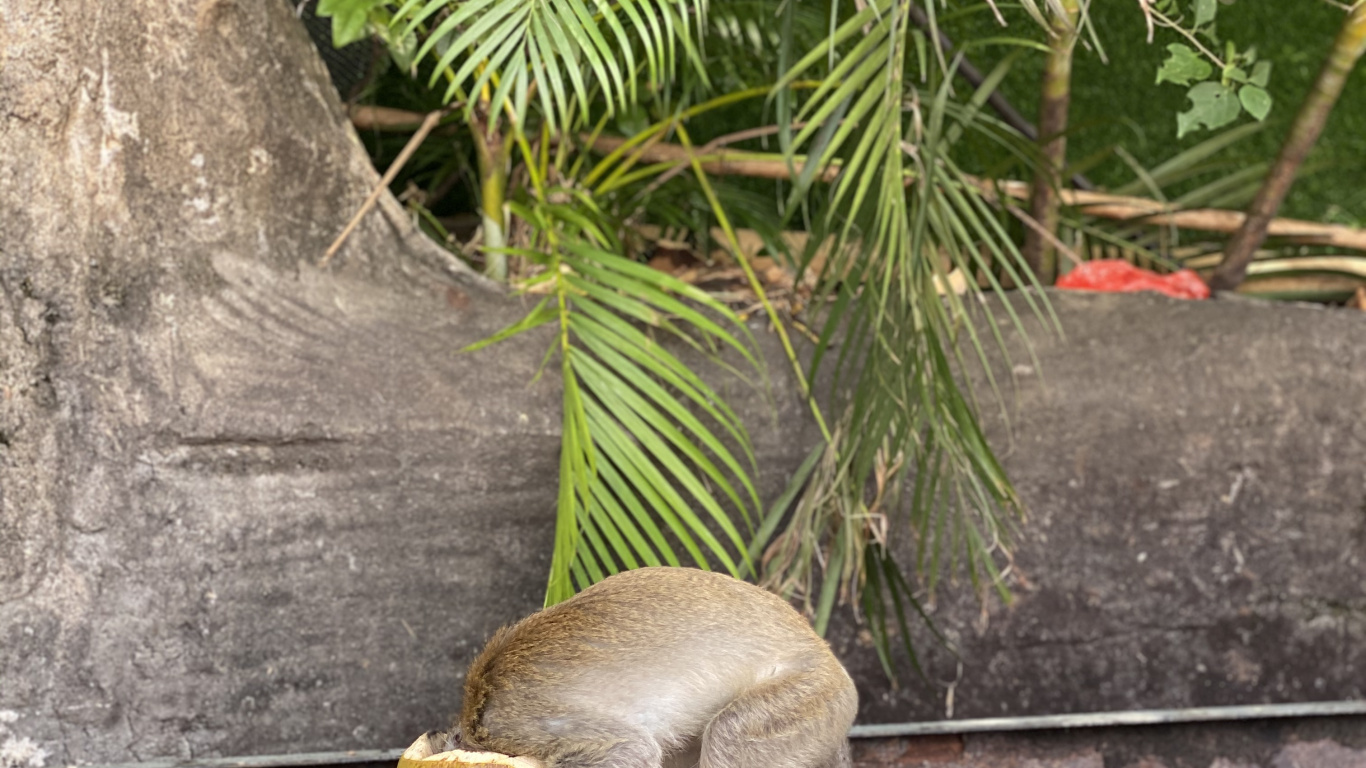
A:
395;0;706;132
477;159;764;603
757;0;1054;669
391;0;1056;672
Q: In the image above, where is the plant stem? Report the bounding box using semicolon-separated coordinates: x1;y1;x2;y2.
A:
472;111;512;281
1209;3;1366;292
675;125;833;446
1022;0;1081;285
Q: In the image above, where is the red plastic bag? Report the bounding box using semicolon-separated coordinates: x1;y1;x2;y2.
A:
1056;259;1210;300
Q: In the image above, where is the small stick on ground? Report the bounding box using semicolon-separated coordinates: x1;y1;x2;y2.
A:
321;107;449;267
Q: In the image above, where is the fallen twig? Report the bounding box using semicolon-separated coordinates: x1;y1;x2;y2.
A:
341;111;1366;256
996;182;1366;252
348;105;433;132
322;107;450;267
582;135;1366;252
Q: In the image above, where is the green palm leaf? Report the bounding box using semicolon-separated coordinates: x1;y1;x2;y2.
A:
394;0;706;132
469;172;763;603
753;0;1057;671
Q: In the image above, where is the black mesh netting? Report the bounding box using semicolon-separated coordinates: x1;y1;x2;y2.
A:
293;0;377;100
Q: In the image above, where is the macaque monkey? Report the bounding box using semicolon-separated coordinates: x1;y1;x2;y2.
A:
457;567;858;768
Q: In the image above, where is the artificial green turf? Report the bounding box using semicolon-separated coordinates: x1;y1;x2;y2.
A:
945;2;1366;226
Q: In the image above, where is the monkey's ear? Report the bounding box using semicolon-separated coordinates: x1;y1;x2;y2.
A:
402;730;450;761
428;729;460;753
399;730;546;768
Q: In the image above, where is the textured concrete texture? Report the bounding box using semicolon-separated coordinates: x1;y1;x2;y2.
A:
850;716;1366;768
2;0;1365;765
0;1;814;762
828;292;1366;724
6;265;1364;766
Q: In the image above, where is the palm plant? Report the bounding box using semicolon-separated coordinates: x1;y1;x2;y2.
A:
321;0;1056;671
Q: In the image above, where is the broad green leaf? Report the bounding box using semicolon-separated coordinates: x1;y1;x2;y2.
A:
372;20;419;71
1177;81;1242;138
1193;0;1217;27
317;0;384;47
1156;43;1213;87
1250;60;1272;88
1239;84;1272;121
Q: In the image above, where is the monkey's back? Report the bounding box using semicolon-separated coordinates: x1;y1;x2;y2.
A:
459;567;854;759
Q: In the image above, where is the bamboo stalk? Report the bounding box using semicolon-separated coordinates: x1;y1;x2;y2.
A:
1209;3;1366;291
470;111;512;281
1022;0;1082;285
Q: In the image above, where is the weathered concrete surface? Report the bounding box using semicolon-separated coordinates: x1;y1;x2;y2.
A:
0;248;806;764
828;292;1366;724
0;4;813;763
7;277;1364;765
850;715;1366;768
2;0;1365;764
0;0;571;762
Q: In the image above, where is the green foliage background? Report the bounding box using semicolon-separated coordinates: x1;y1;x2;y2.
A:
323;0;1364;677
947;2;1366;225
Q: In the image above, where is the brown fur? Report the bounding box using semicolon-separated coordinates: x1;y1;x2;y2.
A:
457;567;857;768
